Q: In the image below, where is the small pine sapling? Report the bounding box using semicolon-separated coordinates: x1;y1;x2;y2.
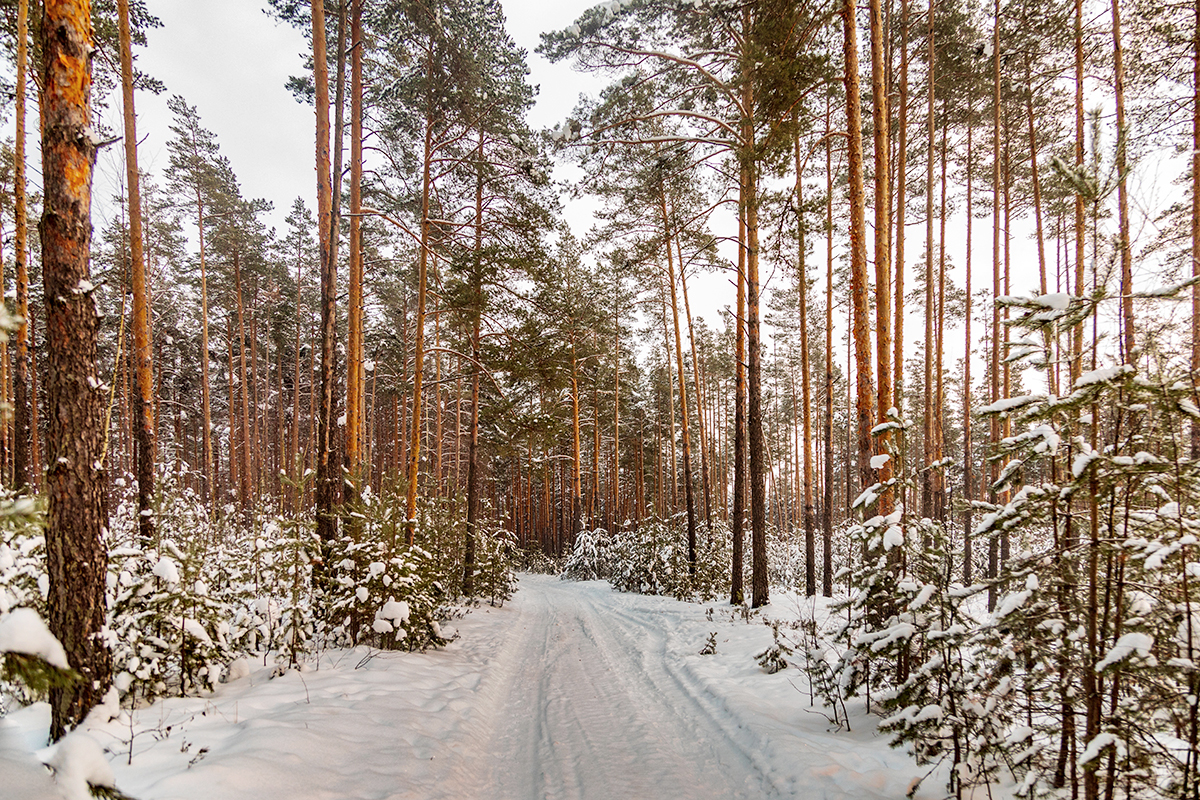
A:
755;620;794;674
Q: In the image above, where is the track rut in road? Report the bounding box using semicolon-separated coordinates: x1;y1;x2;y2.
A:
471;575;778;800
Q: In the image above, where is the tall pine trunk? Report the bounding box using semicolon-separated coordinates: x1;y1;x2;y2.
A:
42;0;112;737
870;0;894;515
313;0;339;547
659;180;697;572
843;0;877;501
119;0;155;540
12;0;30;493
464;127;486;595
894;0;910;510
796;136;816;597
678;242;712;525
405;53;435;545
731;196;747;605
1193;0;1200;459
1111;0;1136;362
963;88;975;582
346;0;364;499
824;96;834;598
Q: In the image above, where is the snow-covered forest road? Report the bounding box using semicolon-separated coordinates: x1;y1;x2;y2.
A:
478;577;778;799
11;575;933;800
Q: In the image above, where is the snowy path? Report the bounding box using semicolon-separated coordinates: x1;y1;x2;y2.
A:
473;577;776;799
10;574;933;800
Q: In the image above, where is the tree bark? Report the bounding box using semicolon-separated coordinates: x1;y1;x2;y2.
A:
405;54;435;545
1071;0;1086;387
612;285;620;531
742;56;768;609
823;95;834;597
42;0;112;738
678;242;712;526
922;0;936;520
1111;0;1136;363
660;182;697;573
870;0;894;515
345;0;363;496
963;87;975;583
1193;0;1200;459
464;125;485;595
313;0;339;546
988;0;1002;611
843;0;877;500
731;195;747;606
796;135;815;597
119;0;155;540
291;230;303;513
894;0;909;508
12;0;31;493
934;95;948;520
235;252;252;517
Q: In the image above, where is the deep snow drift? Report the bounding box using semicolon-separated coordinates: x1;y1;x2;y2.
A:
8;575;942;799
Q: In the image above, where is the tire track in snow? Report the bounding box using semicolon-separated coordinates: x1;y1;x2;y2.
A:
471;575;780;800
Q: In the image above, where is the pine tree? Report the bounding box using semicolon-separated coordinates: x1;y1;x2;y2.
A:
40;0;113;739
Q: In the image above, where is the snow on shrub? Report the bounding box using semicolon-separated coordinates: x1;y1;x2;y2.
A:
561;527;612;581
108;535;233;701
325;537;450;651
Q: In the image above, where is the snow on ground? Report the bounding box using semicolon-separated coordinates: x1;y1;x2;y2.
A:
8;575;942;799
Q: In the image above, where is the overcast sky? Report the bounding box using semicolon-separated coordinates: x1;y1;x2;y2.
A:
72;0;1086;359
91;0;607;239
21;0;1186;394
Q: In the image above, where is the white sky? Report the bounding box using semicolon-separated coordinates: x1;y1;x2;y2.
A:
81;0;1141;380
93;0;607;236
85;0;740;331
22;0;1186;396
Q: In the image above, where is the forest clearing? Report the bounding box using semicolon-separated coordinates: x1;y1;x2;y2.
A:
0;0;1197;798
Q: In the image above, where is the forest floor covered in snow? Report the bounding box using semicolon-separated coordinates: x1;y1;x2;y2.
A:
6;575;980;799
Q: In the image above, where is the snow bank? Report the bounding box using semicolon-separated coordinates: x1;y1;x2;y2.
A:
0;714;63;800
28;575;941;800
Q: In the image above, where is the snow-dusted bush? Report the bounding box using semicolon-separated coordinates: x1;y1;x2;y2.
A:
755;620;795;674
607;518;687;596
0;606;76;710
605;516;730;601
470;526;518;606
561;527;612;581
514;546;564;575
0;493;47;618
324;536;450;651
815;288;1200;800
245;510;319;666
104;476;241;701
814;405;1041;797
322;490;459;651
108;536;234;701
